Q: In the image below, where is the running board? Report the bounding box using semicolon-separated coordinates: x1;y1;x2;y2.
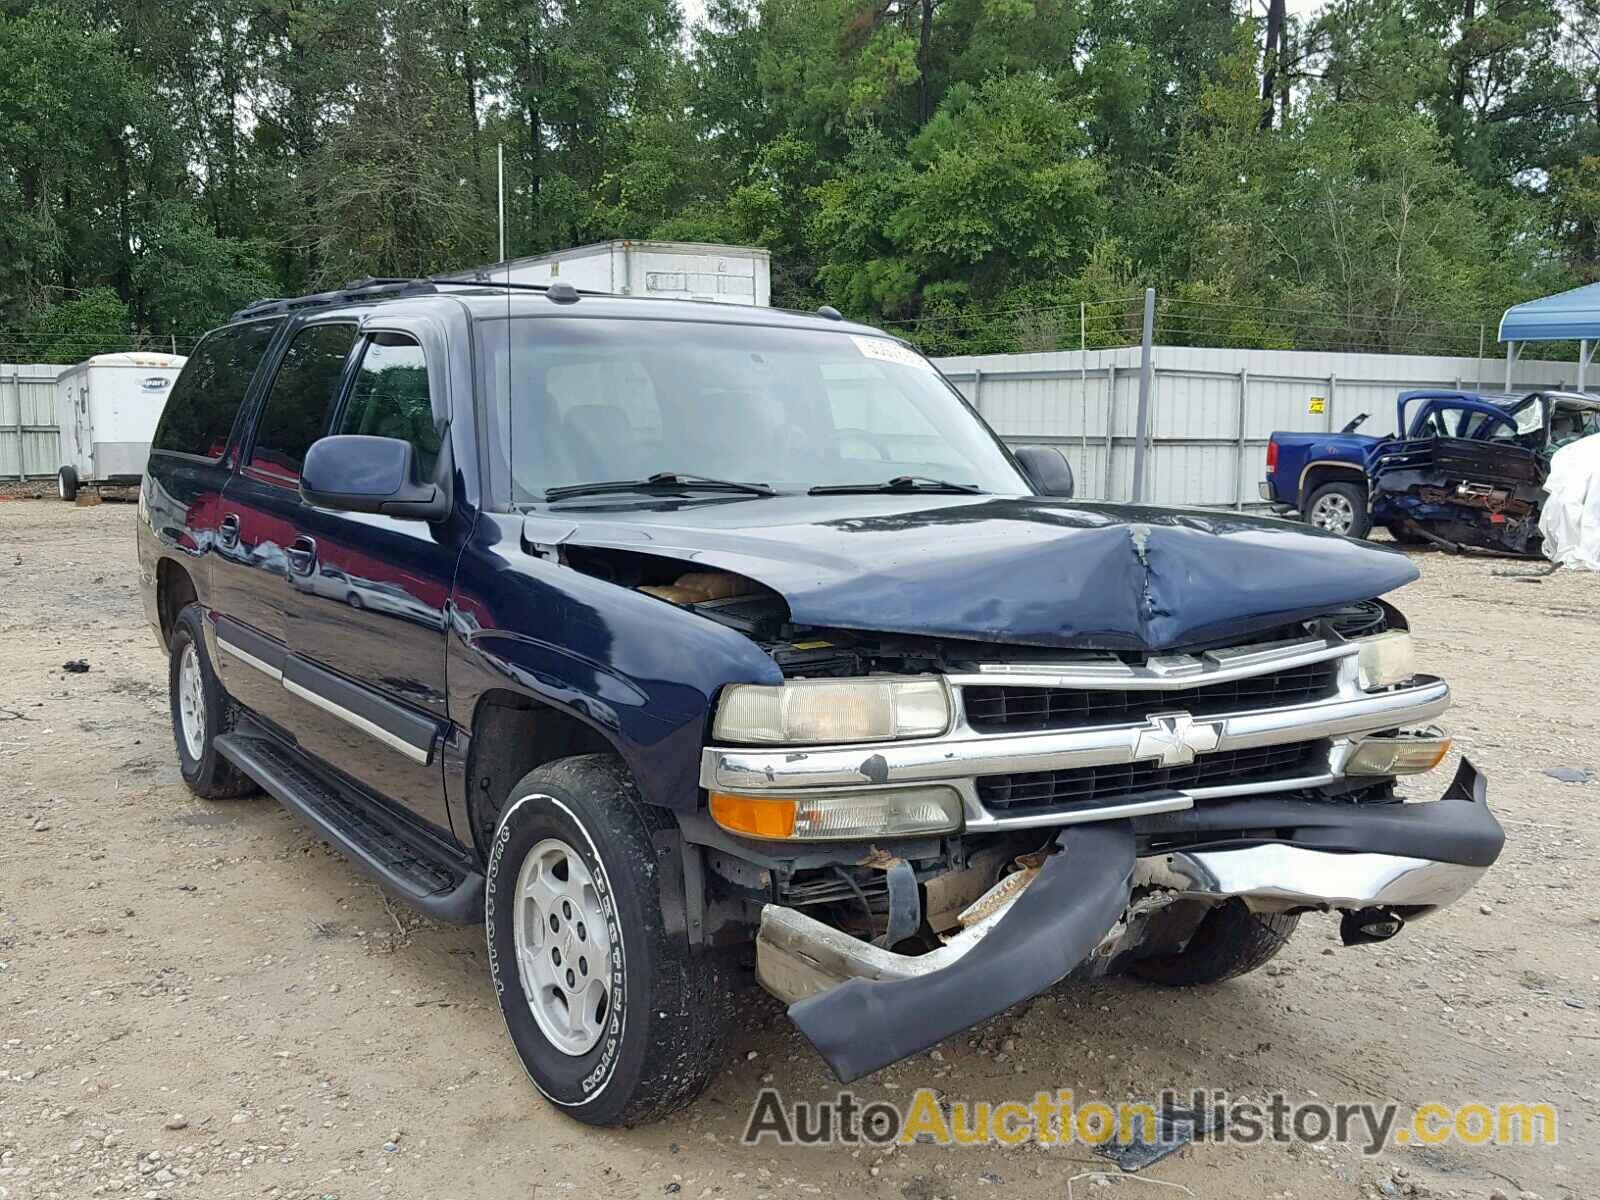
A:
215;729;485;925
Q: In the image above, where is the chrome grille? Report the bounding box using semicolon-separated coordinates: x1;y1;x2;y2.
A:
962;661;1340;734
977;741;1323;813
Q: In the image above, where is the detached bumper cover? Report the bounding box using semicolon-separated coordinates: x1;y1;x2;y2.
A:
771;759;1500;1082
787;822;1135;1082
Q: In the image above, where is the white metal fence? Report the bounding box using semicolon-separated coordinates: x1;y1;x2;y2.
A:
933;344;1586;508
6;345;1590;497
0;365;64;479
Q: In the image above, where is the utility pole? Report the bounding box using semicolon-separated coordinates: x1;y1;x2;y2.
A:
497;143;506;263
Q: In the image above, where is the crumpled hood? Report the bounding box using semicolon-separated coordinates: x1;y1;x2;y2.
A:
525;495;1419;652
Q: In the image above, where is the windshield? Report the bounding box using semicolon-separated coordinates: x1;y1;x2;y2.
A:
475;316;1028;503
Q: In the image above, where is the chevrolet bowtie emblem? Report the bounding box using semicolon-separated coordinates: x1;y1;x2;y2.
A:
1133;711;1222;767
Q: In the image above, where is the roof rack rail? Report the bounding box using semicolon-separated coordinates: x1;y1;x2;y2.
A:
229;273;604;322
231;277;437;322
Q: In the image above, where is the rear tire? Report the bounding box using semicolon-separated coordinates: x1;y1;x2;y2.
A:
1130;899;1298;986
167;604;256;799
57;466;78;501
486;754;730;1126
1303;481;1370;539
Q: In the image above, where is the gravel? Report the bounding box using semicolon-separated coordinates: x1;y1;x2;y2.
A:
0;500;1594;1200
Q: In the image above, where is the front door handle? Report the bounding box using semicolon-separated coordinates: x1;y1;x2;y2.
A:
218;514;240;549
286;536;317;576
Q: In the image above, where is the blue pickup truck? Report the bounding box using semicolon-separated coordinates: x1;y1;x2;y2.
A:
1263;389;1600;554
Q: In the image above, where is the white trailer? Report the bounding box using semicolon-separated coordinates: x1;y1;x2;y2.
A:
444;240;772;306
53;351;187;499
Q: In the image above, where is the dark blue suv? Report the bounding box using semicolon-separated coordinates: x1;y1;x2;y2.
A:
138;279;1502;1125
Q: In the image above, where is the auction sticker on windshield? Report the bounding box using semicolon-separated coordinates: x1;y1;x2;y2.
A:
853;335;934;371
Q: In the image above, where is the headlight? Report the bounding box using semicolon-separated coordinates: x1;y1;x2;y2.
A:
708;786;963;840
1355;629;1415;690
712;677;951;744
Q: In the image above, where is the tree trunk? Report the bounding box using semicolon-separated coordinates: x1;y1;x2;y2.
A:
461;0;482;186
1259;0;1285;130
1451;0;1476;110
918;0;935;124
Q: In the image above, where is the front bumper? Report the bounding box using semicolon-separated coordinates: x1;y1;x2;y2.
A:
764;760;1501;1081
703;636;1451;831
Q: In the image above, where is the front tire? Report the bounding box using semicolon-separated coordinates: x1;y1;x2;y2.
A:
1303;481;1370;539
1130;899;1298;986
167;604;256;799
486;754;730;1126
57;466;78;501
1385;521;1429;545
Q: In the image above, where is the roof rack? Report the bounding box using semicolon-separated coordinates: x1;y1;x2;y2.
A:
230;274;601;322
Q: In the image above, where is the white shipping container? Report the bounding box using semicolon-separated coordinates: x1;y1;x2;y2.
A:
444;240;772;306
53;351;187;497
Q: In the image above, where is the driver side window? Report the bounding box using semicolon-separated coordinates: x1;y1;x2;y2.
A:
338;334;440;478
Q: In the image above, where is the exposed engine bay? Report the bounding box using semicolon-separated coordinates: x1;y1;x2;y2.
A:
1372;436;1550;556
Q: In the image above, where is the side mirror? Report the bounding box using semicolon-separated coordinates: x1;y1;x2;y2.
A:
1013;445;1075;498
300;435;449;521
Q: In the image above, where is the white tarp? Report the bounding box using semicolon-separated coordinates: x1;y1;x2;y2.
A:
1540;433;1600;570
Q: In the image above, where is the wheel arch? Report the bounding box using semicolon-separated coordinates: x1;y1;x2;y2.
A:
1298;460;1368;509
155;557;200;650
464;689;620;860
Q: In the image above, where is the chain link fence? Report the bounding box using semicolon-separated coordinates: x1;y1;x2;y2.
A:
879;293;1580;368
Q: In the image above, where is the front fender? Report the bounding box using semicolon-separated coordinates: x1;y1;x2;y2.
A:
447;518;782;813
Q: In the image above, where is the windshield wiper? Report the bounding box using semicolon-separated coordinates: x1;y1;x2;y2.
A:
808;475;983;496
545;472;777;502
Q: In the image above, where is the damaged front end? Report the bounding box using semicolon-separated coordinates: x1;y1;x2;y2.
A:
1372;437;1548;556
740;760;1499;1081
691;605;1503;1082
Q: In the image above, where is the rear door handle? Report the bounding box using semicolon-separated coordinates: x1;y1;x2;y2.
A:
218;514;240;549
286;536;317;576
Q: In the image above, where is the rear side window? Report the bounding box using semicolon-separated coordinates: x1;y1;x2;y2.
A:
150;320;281;461
248;323;360;484
337;334;441;478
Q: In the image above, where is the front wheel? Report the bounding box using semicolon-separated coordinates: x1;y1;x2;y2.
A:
1385;521;1429;546
1129;899;1298;986
57;466;78;501
1303;481;1370;539
486;754;730;1126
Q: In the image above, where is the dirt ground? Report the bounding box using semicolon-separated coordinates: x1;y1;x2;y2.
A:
1;498;1595;1200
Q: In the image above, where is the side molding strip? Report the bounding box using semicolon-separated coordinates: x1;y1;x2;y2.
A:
217;638;284;682
283;677;433;765
214;616;436;766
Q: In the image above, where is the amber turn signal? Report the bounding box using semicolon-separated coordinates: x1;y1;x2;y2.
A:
708;792;798;839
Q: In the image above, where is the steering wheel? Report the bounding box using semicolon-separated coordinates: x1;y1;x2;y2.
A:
833;427;891;461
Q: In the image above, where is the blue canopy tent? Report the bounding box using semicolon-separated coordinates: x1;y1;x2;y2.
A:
1498;281;1600;392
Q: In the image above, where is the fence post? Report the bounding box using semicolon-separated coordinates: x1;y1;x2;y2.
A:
971;367;984;418
1475;323;1485;392
1235;368;1249;510
1131;287;1156;502
1325;373;1337;433
1103;363;1117;501
13;370;25;482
